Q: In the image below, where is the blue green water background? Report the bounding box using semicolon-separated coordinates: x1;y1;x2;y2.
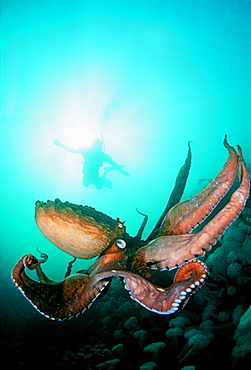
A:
1;0;250;366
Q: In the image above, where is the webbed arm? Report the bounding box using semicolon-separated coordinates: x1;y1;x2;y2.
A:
12;254;110;320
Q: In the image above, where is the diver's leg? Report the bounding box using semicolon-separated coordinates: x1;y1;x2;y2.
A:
99;167;113;188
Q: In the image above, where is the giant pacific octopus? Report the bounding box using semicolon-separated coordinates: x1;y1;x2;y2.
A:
12;136;250;320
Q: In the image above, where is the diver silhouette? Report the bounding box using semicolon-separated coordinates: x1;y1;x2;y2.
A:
54;138;129;189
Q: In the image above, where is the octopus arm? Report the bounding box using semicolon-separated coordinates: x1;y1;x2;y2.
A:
161;135;238;235
12;255;110;320
147;141;192;240
91;260;208;314
134;146;250;271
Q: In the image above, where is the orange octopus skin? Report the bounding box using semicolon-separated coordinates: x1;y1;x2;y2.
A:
35;200;117;259
161;136;238;235
88;260;208;315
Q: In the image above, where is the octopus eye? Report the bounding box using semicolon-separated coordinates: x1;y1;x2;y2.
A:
118;222;124;229
116;239;126;249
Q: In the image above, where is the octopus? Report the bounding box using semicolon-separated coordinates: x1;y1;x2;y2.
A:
12;136;250;320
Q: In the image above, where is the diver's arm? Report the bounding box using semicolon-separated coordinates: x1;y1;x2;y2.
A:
54;140;84;154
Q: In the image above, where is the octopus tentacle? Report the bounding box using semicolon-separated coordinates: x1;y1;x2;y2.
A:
65;257;77;278
190;144;250;248
36;247;49;264
34;249;54;284
21;254;42;270
11;254;110;320
17;253;53;284
147;141;192;240
161;135;238;235
91;260;208;314
133;145;250;271
135;209;148;239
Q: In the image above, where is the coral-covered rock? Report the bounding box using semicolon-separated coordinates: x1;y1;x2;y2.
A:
143;342;166;364
140;361;157;370
232;305;251;361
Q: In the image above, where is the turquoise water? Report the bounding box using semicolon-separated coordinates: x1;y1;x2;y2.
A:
1;1;250;368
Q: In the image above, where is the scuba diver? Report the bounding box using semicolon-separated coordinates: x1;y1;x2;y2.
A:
54;138;129;189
